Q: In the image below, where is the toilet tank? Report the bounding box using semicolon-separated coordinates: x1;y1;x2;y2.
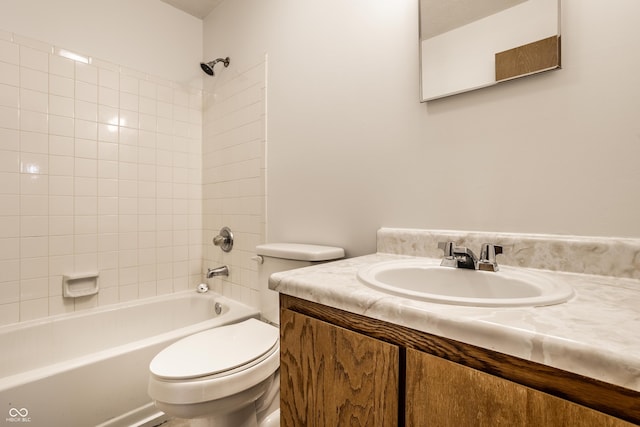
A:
256;243;344;325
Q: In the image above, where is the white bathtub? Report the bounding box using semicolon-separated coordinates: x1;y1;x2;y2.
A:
0;291;260;427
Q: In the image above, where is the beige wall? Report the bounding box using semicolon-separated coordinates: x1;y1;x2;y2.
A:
204;0;640;257
0;0;202;85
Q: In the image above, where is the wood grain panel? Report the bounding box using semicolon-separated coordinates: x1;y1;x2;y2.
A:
495;35;560;81
281;295;640;425
280;307;399;427
407;350;636;427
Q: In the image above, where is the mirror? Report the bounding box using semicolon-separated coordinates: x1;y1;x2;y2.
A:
419;0;561;101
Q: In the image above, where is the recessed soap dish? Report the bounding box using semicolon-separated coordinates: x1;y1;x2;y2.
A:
63;272;99;298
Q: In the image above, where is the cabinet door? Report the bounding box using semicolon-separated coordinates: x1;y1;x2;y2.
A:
406;349;635;427
280;308;399;427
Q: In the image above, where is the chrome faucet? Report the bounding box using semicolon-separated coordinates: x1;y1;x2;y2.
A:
206;265;229;278
438;242;502;271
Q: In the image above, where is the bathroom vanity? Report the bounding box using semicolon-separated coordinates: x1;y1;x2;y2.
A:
272;228;640;426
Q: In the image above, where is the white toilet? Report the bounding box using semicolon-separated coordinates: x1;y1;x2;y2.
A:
148;243;344;427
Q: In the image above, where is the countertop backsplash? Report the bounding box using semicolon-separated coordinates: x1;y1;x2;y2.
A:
377;228;640;281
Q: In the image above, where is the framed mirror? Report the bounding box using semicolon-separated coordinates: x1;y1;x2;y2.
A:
419;0;561;101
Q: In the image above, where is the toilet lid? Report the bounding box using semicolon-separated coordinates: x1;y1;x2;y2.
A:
150;318;279;380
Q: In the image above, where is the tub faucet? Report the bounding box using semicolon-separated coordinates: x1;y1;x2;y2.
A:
206;265;229;278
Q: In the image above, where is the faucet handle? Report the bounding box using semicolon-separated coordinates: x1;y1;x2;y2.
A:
478;243;503;272
438;241;457;267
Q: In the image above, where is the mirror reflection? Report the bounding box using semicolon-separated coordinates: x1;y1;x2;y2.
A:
419;0;561;101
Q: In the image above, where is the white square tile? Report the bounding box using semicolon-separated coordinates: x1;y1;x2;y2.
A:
98;141;118;160
118;215;137;233
0;195;19;215
49;95;74;118
49;155;74;176
20;46;48;72
119;127;138;145
0;83;19;108
20;236;48;258
98;105;119;125
74;177;97;196
76;62;98;84
118;143;137;163
118;163;137;181
20;67;48;92
99;68;119;89
20;88;48;113
119;109;139;129
49;195;74;215
0;39;19;64
74;196;97;215
75;119;98;140
75;100;98;122
0;128;19;151
20;195;48;215
120;92;138;111
49;235;73;256
76;81;98;103
118;197;137;215
120;75;138;95
74;158;97;177
74;215;97;234
98;160;118;179
20;110;49;133
74;252;98;273
0;281;19;305
48;175;74;196
0;150;19;172
20;256;48;279
20;152;48;174
98;215;118;233
20;174;48;195
48;216;73;236
20;131;48;154
98;179;118;197
49;54;74;78
98;123;119;143
75;234;97;254
99;86;119;109
0;216;19;238
20;215;48;236
0;62;19;86
49;74;74;98
0;302;19;326
139;97;156;115
20;298;49;322
98;196;118;215
48;115;74;137
0;105;19;130
75;138;98;159
49;254;73;276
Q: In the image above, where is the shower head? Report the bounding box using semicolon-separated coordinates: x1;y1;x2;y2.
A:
200;57;230;76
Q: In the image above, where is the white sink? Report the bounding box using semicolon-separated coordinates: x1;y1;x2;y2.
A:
357;259;574;307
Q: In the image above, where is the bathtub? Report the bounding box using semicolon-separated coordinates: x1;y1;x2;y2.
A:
0;291;260;427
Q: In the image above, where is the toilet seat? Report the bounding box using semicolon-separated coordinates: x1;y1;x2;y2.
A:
150;318;278;380
148;318;280;405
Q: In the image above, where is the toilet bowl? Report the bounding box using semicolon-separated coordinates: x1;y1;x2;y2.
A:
147;243;344;426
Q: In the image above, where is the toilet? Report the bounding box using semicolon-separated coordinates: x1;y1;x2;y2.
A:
148;243;344;427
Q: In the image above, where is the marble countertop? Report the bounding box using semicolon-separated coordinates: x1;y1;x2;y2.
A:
270;252;640;392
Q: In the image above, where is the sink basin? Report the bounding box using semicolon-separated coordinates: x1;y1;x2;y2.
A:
357;259;574;307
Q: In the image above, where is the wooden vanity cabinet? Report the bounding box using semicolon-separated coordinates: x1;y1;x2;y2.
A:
280;295;640;427
279;306;400;427
406;350;635;426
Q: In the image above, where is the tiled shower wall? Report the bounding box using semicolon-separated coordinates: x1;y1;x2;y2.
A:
201;56;266;308
0;30;203;326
